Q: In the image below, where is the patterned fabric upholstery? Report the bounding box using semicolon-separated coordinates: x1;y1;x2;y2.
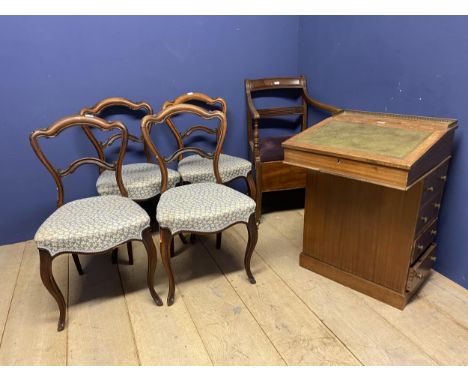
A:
177;154;252;184
157;183;256;234
96;163;180;201
35;196;150;255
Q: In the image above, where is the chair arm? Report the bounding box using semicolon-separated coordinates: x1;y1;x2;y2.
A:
246;93;260;120
303;91;343;115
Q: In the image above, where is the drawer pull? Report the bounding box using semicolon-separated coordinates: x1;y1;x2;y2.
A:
434;203;441;209
440;175;447;181
420;216;428;223
417;244;424;251
430;229;437;236
426;186;434;192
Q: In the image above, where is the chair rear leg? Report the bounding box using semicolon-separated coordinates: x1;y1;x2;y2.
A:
39;249;67;331
72;253;84;275
111;248;118;264
160;228;176;306
244;214;258;284
126;242;134;265
216;232;222;250
141;228;163;306
246;171;257;201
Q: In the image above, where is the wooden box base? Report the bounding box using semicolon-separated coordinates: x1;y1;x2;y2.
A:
300;254;412;309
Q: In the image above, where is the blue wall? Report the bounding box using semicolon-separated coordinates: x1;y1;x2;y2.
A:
0;16;299;244
299;16;468;287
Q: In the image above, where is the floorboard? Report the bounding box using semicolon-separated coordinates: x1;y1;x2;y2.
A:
0;209;466;365
200;229;360;365
170;238;285;365
0;241;25;344
118;237;212;365
67;253;139;366
0;241;68;365
241;211;438;365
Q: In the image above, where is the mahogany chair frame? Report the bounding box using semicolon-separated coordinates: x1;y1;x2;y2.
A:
80;97;159;265
245;76;342;220
141;104;258;306
30;115;162;331
163;92;257;249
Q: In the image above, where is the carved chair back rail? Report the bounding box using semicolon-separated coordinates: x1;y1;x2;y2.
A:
80;97;154;166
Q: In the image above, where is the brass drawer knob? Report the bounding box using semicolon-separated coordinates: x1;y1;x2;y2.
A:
426;186;434;192
420;216;428;223
417;244;424;251
434;203;441;209
440;175;447;181
431;229;437;236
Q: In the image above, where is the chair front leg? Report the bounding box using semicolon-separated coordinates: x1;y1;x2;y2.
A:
160;228;176;306
244;213;258;284
39;249;67;332
141;228;163;306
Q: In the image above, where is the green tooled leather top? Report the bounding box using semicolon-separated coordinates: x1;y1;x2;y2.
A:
295;121;431;159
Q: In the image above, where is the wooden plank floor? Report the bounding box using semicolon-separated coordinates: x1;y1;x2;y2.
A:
0;209;466;365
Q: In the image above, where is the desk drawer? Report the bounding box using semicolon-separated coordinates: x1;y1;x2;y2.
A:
411;219;438;264
406;244;436;293
416;193;443;234
421;160;449;204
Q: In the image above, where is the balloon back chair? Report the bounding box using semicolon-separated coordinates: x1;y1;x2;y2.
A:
163;92;256;249
141;104;258;306
80;97;181;264
30;115;162;331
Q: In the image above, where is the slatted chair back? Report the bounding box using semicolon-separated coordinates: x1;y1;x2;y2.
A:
80;97;153;164
141;103;227;192
30;115;129;208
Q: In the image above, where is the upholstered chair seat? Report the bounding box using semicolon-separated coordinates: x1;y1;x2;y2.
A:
157;183;256;234
96;163;180;201
35;195;150;255
258;135;292;162
177;153;252;184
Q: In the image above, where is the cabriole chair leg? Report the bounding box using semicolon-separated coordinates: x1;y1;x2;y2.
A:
244;213;258;284
39;249;66;332
160;228;175;306
141;228;163;306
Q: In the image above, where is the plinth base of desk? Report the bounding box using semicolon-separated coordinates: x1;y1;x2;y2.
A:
299;253;415;310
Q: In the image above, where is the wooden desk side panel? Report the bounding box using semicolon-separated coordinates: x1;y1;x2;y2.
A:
303;171;422;293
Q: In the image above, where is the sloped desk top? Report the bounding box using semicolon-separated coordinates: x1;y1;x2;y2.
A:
282;110;458;189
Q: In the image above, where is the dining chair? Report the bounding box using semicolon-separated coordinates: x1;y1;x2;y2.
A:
141;104;258;306
80;97;181;264
30;115;162;331
245;76;342;220
163;92;256;249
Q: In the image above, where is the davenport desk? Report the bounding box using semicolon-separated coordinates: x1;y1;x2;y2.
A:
282;110;457;309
